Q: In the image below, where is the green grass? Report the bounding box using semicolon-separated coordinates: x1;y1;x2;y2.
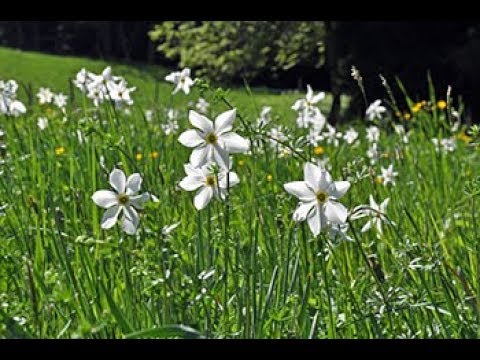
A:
0;47;479;339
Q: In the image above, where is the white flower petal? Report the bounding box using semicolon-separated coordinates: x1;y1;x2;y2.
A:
324;201;348;224
189;145;210;167
109;169;126;194
122;206;139;235
304;162;322;192
189;110;213;133
284;181;316;202
361;220;373;233
212;144;230;169
219;132;250;153
214;108;236;135
307;205;322;236
126;173;142;194
179;175;205;191
130;193;150;209
312;92;325;103
293;201;316;222
218;171;240;189
194;186;214;210
92;190;118;209
178;129;205;148
329;181;350;199
100;205;121;229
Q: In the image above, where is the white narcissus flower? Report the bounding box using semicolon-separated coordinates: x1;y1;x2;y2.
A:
365;99;386;121
284;162;350;236
366;143;380;164
196;98;210;114
343;127;359;145
7;100;26;117
320;124;343;147
291;85;325;113
178;162;240;210
351;195;390;234
162;222;181;236
37;87;54;105
144;109;154;122
178;109;250;169
380;164;398;186
432;138;456;153
107;79;136;107
366;125;380;143
54;93;68;109
256;106;272;128
92;168;150;235
37;117;48;130
165;68;195;95
73;68;91;92
161;120;179;136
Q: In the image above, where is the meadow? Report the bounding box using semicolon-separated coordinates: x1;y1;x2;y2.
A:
0;47;479;339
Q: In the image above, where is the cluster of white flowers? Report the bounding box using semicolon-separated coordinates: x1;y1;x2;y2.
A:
73;66;135;108
37;87;68;112
177;109;250;210
431;137;456;153
0;79;26;117
365;99;386;122
292;85;327;131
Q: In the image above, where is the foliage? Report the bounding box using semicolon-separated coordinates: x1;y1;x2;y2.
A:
148;21;326;84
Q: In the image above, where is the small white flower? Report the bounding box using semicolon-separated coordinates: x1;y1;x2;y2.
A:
144;109;154;122
178;109;250;169
54;93;68;109
351;195;390;234
366;125;380;143
432;137;456;153
320;124;342;147
380;164;398;186
92;168;150;235
343;127;359;145
178;162;240;210
6;100;26;117
73;68;91;92
161;120;179;136
365;99;386;121
37;117;48;130
107;79;135;107
165;68;195;95
366;143;380;164
291;85;325;114
256;106;272;128
37;87;54;105
195;98;210;114
167;108;179;121
284;162;350;236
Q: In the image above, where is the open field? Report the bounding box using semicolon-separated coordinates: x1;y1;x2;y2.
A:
0;47;479;339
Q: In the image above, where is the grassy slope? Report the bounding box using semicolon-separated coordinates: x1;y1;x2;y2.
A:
0;46;339;117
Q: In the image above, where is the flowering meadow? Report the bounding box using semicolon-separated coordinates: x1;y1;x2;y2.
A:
0;48;479;339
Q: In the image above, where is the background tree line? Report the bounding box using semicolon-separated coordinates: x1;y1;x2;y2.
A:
2;21;480;122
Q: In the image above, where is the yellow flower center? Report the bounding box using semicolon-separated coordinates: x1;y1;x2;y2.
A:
205;132;218;144
266;174;273;182
135;153;143;161
205;175;217;187
117;193;130;205
149;151;159;159
316;191;328;204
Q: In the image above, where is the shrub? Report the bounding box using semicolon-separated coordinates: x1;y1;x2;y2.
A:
148;21;326;84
